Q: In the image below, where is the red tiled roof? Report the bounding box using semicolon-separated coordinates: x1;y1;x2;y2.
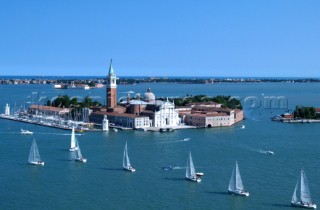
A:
187;112;228;117
29;105;71;112
92;111;146;118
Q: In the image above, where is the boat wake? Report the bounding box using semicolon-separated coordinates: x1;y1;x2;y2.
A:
162;165;185;170
37;132;84;136
158;138;191;144
241;146;275;155
172;166;185;170
253;149;275;155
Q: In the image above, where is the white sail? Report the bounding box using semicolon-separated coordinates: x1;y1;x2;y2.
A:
29;139;41;163
70;127;76;149
186;152;196;178
123;142;131;168
292;180;298;203
235;161;244;191
228;168;235;191
186;154;190;178
301;170;312;204
75;140;83;160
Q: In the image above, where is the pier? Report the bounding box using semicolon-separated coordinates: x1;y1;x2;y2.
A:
0;114;99;132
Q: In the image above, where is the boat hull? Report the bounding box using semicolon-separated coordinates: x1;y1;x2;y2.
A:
75;158;87;163
291;201;317;209
29;161;44;166
186;177;201;183
123;166;136;172
228;190;249;197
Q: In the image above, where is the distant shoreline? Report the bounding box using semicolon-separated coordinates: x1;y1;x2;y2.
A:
1;77;320;85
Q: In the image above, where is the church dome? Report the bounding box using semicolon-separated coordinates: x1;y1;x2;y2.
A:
144;88;155;102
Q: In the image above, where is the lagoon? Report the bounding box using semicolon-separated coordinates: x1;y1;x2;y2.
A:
1;82;320;209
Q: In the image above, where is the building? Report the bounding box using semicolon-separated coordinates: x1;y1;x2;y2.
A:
106;59;117;110
90;61;181;129
89;60;243;129
182;105;243;128
184;108;236;127
28;105;71;116
90;111;150;129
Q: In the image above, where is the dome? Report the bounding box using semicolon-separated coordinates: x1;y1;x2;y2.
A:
144;88;156;102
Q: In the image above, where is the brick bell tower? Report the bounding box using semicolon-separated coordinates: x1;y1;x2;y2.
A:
107;59;117;110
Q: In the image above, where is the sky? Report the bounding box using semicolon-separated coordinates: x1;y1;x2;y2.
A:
0;0;319;77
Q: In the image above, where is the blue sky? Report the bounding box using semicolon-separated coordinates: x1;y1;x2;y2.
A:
0;0;319;77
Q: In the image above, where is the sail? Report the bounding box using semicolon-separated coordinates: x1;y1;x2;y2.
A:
70;127;76;149
186;152;196;178
29;139;41;163
228;168;235;191
186;155;190;178
75;140;83;159
123;142;131;168
235;161;244;191
292;180;298;203
301;170;312;204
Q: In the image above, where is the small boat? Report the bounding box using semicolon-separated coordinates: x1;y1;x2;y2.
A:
28;138;44;166
240;125;245;129
265;151;275;155
291;169;316;209
74;140;87;163
69;127;77;151
186;152;201;183
123;142;135;172
113;128;118;132
21;129;33;135
181;138;190;142
162;165;173;171
228;161;249;196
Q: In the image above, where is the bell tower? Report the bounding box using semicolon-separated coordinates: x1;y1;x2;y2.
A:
107;59;117;109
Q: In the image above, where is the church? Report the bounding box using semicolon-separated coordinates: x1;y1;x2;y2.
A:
89;61;181;129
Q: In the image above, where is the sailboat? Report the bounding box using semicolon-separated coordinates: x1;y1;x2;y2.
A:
28;138;44;165
69;127;77;151
74;140;87;163
291;169;316;209
228;161;249;196
186;152;202;182
123;142;135;172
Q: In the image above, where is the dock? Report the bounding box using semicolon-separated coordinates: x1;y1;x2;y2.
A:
0;114;100;132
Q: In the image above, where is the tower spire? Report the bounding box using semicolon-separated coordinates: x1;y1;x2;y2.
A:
109;59;114;76
106;59;117;109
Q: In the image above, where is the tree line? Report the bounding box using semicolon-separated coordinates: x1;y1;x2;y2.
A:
158;95;242;109
293;106;320;119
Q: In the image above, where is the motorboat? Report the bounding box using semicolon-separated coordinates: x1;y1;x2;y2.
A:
21;129;33;135
265;151;275;155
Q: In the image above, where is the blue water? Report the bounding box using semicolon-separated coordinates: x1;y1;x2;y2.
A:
1;83;320;209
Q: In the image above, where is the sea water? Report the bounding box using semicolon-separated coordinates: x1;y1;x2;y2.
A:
0;82;320;209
